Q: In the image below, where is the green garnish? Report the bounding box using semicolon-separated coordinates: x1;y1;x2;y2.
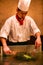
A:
24;54;32;59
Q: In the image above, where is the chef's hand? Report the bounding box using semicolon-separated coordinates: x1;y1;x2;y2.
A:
3;45;12;55
35;37;42;49
31;37;41;56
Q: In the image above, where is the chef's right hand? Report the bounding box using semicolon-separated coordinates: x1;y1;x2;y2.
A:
3;45;12;55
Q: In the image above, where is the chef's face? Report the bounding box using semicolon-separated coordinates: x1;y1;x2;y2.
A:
17;8;28;20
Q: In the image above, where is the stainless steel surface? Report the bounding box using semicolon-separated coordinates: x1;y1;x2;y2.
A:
0;52;43;65
0;45;42;65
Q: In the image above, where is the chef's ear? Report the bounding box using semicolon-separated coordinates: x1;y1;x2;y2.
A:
16;8;18;13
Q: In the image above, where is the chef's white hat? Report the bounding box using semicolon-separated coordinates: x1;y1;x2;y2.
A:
18;0;31;11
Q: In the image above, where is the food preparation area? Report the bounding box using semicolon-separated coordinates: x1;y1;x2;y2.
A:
0;52;43;65
0;45;43;65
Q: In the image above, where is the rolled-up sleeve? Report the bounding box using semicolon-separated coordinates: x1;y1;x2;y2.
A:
30;17;41;35
0;18;11;39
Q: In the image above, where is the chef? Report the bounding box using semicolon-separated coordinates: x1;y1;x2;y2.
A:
0;0;41;55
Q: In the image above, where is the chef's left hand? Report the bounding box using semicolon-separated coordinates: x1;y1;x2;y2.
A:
35;37;42;49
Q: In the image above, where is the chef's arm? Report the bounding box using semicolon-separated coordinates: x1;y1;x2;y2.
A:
0;37;12;54
35;32;41;38
35;32;41;49
0;37;7;47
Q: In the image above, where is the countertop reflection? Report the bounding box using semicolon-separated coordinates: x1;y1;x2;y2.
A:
0;52;43;65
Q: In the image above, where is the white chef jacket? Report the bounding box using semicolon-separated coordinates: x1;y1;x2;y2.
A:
0;15;40;42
